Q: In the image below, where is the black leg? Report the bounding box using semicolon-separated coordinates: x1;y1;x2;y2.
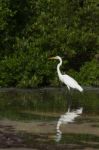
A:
67;88;72;112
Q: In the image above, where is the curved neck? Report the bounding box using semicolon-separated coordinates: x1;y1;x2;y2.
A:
57;57;62;77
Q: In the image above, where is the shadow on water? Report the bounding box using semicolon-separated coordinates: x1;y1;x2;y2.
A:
0;87;99;149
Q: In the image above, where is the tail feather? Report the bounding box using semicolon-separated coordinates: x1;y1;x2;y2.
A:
77;85;83;92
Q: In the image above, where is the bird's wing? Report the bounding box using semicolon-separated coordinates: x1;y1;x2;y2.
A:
62;75;78;86
62;74;83;91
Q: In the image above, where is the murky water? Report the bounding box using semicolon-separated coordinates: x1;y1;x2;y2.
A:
0;87;99;149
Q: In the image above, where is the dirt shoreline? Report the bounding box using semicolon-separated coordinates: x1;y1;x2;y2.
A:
0;118;99;135
0;119;99;149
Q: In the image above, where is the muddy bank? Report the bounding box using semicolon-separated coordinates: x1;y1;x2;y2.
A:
0;119;99;149
0;118;99;135
0;129;99;150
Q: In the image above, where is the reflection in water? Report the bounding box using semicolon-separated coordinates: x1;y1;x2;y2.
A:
55;107;83;142
0;88;99;149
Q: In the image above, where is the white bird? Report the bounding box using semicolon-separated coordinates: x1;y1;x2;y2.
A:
49;56;83;92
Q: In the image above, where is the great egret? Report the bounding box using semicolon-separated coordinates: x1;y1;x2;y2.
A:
49;56;83;92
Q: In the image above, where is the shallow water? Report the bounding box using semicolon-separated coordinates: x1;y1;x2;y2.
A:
0;87;99;149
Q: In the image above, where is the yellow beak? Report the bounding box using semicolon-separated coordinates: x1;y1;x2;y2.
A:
48;57;56;60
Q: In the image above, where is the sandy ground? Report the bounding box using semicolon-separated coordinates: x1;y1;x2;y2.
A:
0;149;36;150
0;118;99;135
0;116;99;150
0;148;98;150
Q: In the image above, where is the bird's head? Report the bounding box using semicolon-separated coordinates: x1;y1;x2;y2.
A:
49;56;61;60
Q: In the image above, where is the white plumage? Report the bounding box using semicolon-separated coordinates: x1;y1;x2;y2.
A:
49;56;83;92
61;74;83;92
